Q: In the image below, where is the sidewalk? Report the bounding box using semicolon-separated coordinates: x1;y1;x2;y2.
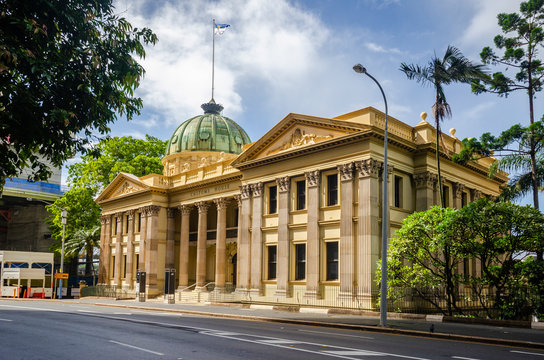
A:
64;297;544;349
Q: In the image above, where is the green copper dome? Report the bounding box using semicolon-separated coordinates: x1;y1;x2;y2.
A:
165;100;251;156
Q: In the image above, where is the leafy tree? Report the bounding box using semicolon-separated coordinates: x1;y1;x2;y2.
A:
46;187;101;257
384;206;463;316
400;46;487;207
68;135;167;193
471;0;544;209
0;0;158;191
454;199;544;319
65;225;101;284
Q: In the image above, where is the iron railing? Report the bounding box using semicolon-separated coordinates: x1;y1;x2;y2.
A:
80;285;136;300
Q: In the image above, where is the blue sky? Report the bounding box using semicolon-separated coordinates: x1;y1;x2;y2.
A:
66;0;543;205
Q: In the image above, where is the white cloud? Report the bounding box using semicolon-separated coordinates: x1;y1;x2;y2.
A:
365;42;402;55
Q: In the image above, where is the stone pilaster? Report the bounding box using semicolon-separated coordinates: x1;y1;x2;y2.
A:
337;163;355;300
355;159;382;304
144;205;161;295
166;208;177;269
250;183;264;296
236;185;252;294
452;182;465;210
195;201;210;292
177;204;192;289
304;170;320;299
126;210;135;288
471;189;482;202
275;176;290;298
414;172;437;211
214;198;229;293
99;215;111;284
114;213;123;286
138;207;148;273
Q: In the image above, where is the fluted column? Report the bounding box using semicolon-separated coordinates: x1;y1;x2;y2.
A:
304;170;320;299
236;185;252;294
355;160;382;303
138;207;148;274
214;198;229;292
177;204;192;288
249;183;264;296
145;205;161;295
234;195;242;288
195;201;210;291
275;176;290;298
126;210;135;288
114;213;123;286
414;172;437;211
337;163;355;300
166;208;177;269
99;215;111;284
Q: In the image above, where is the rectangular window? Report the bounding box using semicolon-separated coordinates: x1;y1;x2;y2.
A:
123;255;127;278
295;243;306;280
135;254;139;273
125;215;129;234
113;218;118;235
326;242;339;281
137;213;141;232
443;186;450;207
296;180;306;210
461;192;468;207
111;256;115;278
269;185;278;214
327;174;338;206
268;245;277;280
394;175;403;208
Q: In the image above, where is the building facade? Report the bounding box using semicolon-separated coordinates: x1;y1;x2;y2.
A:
96;102;507;305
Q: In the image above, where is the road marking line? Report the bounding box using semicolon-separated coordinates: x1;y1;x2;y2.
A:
298;329;374;340
77;310;98;313
258;339;301;344
109;340;164;356
511;350;544;357
323;350;384;356
0;318;13;322
452;357;480;360
113;312;132;315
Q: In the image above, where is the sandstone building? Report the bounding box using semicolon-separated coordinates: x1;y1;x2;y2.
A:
96;100;506;305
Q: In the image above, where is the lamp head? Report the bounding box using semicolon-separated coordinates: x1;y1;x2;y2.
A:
353;64;367;74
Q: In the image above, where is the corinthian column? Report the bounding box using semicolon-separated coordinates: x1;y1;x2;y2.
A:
99;215;111;284
304;170;320;299
114;213;123;286
145;205;161;295
177;204;192;288
414;172;437;211
275;176;290;298
166;208;177;268
126;210;135;288
250;183;264;296
337;163;354;300
195;201;210;292
214;198;229;292
236;185;252;294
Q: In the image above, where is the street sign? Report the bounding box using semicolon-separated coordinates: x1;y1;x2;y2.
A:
54;273;69;280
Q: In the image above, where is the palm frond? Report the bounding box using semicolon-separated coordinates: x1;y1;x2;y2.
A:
400;63;433;86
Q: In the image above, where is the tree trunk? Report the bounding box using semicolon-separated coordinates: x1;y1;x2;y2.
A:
435;93;444;209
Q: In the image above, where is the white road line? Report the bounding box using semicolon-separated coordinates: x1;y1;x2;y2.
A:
77;310;98;313
511;350;544;357
298;329;374;340
452;356;480;360
323;350;385;356
113;312;132;315
109;340;164;356
0;304;63;312
0;318;13;322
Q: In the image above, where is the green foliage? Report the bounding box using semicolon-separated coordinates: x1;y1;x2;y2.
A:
385;199;544;319
45;187;101;256
65;225;101;278
0;0;158;191
401;46;488;207
68;135;166;193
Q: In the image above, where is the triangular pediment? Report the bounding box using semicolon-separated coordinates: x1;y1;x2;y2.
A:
96;172;150;202
232;113;366;167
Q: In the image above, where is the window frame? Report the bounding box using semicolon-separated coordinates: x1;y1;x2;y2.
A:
267;245;277;280
326;173;338;207
325;241;339;281
295;180;306;210
294;243;306;281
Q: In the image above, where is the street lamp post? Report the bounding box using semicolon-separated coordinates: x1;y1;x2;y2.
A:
58;209;67;299
353;64;389;327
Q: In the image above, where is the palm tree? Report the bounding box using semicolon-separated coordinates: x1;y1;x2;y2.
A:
65;225;100;286
401;45;488;207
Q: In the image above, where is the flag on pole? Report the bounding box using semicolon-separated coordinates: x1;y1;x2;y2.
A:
214;23;230;35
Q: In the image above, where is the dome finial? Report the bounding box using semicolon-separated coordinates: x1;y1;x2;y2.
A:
201;99;224;114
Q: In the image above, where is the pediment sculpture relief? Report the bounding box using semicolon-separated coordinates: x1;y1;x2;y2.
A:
114;182;141;197
267;128;333;156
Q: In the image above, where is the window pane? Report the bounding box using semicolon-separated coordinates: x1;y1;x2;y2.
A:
394;176;402;208
327;174;338;206
296;180;306;210
269;186;277;214
295;243;306;280
326;242;338;281
268;246;277;280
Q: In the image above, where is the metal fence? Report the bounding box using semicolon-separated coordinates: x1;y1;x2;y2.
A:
80;285;136;300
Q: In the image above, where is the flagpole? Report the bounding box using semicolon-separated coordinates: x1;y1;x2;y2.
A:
211;18;215;101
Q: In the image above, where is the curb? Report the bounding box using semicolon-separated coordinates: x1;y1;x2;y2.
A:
81;301;544;350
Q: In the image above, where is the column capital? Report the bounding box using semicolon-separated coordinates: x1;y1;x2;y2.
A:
251;182;264;197
144;205;161;216
195;201;210;214
100;215;110;225
413;171;437;189
471;189;482;200
139;206;149;217
177;204;193;215
166;207;177;218
233;194;242;207
213;197;230;210
276;176;290;192
115;213;123;223
356;159;382;179
453;182;465;199
126;209;136;221
305;170;321;187
240;184;252;199
337;162;354;182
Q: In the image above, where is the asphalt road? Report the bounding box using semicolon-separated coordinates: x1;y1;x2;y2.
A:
0;300;543;360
